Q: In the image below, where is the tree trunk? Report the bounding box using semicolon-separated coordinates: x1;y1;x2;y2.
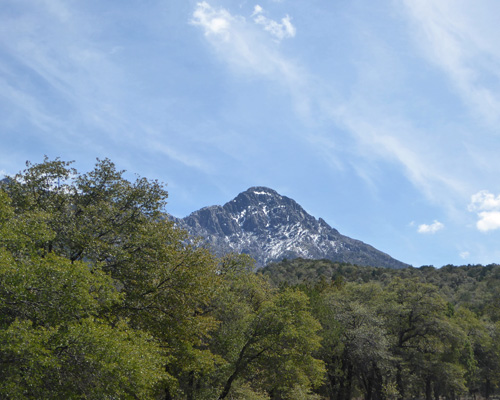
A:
433;381;440;400
186;371;194;400
373;364;384;400
396;365;404;400
338;363;353;400
425;376;432;400
364;369;373;400
485;378;491;400
164;364;173;400
218;369;239;400
347;363;354;400
327;372;338;400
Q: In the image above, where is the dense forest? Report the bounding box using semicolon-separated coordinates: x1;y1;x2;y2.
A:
261;259;500;399
0;158;499;399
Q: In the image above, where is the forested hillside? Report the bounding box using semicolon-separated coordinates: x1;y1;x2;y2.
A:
261;258;500;316
261;259;500;399
1;158;499;399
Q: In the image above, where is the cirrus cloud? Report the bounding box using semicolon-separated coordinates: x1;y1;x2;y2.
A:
402;0;500;125
190;2;307;113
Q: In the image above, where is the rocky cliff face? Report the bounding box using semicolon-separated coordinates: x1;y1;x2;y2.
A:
174;187;409;269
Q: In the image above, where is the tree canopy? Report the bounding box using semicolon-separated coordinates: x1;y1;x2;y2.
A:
1;158;499;399
262;258;500;400
0;158;325;399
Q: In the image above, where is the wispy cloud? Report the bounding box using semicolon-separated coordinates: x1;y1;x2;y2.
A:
0;1;127;138
0;1;213;172
417;220;444;234
190;1;315;127
316;2;500;215
0;77;62;133
190;2;303;85
468;190;500;232
147;140;210;171
402;1;500;125
190;2;478;212
330;102;466;206
459;251;470;259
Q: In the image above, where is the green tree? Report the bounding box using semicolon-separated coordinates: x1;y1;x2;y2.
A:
383;278;467;400
207;255;325;400
3;158;221;397
0;189;166;399
310;281;392;400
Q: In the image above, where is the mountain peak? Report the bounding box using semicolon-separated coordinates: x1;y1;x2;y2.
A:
177;187;410;269
245;186;280;196
226;186;283;209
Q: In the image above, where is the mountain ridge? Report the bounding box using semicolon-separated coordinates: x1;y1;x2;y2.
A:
173;186;410;269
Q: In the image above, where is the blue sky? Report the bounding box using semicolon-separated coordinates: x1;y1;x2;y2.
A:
2;0;500;267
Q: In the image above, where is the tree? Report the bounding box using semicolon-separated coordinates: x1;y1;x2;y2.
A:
383;278;467;400
207;254;325;400
3;157;221;397
310;281;392;400
0;189;166;399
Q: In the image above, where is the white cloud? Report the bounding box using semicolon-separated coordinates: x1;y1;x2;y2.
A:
468;190;500;232
459;251;470;259
190;2;306;106
417;220;444;234
476;211;500;232
468;190;500;212
252;6;296;41
252;5;263;16
191;2;296;44
191;2;232;38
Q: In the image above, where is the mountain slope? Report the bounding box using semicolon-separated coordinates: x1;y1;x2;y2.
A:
175;187;410;269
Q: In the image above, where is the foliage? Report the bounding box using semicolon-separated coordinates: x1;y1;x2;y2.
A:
171;253;325;399
262;258;500;399
3;158;500;399
1;158;326;399
0;189;166;399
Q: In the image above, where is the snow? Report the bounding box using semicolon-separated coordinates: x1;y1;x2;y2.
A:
253;191;273;196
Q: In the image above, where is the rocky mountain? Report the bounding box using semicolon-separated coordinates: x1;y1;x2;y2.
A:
174;186;410;269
